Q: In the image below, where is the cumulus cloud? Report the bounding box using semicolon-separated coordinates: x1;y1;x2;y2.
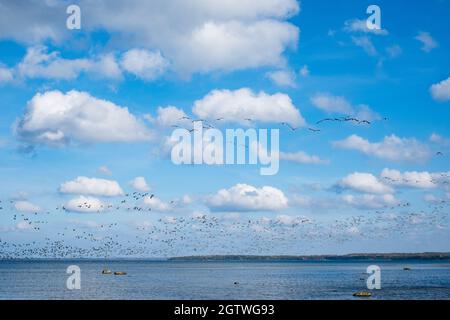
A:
65;196;106;213
193;88;305;127
266;70;296;87
59;176;124;197
430;77;450;102
0;1;300;76
280;151;328;165
143;195;171;212
14;200;41;213
310;93;379;121
0;46;173;83
205;183;288;212
151;106;191;128
120;49;168;80
339;172;393;194
333;134;431;162
130;177;150;192
415;31;438;52
175;20;298;74
342;193;397;209
381;168;436;189
90;0;299;74
381;168;450;189
14;90;152;146
15;46;120;80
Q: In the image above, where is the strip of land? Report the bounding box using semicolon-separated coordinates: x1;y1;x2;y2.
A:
168;252;450;261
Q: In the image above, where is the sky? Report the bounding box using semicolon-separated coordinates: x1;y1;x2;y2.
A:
0;0;449;258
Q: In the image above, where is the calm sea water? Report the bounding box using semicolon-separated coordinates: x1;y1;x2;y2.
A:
0;260;449;300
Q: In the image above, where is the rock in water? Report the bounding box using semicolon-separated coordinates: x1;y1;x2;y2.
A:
353;291;372;297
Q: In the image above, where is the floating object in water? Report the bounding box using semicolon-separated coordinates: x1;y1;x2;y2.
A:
353;291;372;298
102;269;112;274
114;271;127;275
403;267;411;271
233;282;239;285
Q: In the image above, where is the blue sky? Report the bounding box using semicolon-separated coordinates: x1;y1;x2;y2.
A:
0;0;449;258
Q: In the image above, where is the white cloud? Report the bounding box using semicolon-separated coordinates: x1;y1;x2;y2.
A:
351;36;377;56
381;168;436;189
65;196;106;213
381;168;450;189
430;133;450;145
175;20;298;74
16;221;34;231
15;46;122;80
14;200;41;213
280;151;328;165
430;77;450;102
0;46;172;83
0;65;13;82
311;93;354;114
343;19;388;35
415;31;438;52
266;70;296;87
0;1;299;76
15;90;153;146
310;93;379;121
120;49;168;80
59;176;124;197
339;172;393;194
193;88;305;127
152;106;191;128
143;195;171;212
130;177;150;192
206;183;288;212
342;193;398;209
333;134;431;162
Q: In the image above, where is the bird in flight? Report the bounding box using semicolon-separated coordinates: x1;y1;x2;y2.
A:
280;122;298;131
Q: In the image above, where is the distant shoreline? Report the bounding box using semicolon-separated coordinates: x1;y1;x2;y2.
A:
168;252;450;262
1;252;450;262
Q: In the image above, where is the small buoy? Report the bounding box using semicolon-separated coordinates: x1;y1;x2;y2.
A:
234;281;239;285
114;271;127;276
102;269;112;274
403;267;411;271
353;291;372;297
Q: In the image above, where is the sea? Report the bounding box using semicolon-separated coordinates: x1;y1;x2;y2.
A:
0;259;449;300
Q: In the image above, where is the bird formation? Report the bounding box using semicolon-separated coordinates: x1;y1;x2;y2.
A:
0;192;448;259
169;115;377;134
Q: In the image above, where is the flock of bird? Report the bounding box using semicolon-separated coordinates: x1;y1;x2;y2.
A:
169;115;379;134
0;190;448;259
0;113;448;259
